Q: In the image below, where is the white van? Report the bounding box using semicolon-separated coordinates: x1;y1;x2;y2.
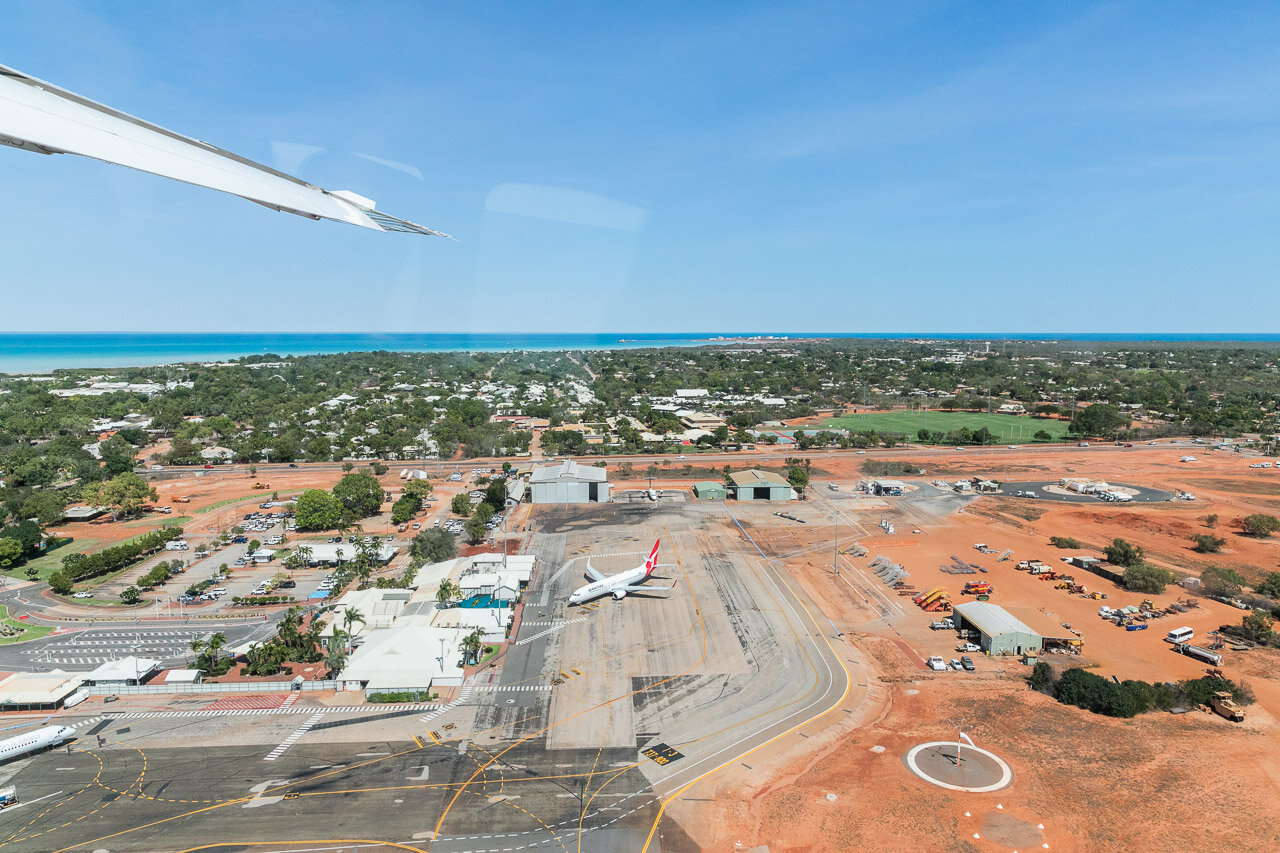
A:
1166;626;1194;644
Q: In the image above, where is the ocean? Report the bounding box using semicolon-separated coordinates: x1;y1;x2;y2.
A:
2;332;1278;374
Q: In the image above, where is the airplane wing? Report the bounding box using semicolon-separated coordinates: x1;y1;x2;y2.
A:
583;559;606;583
622;583;675;593
0;63;451;237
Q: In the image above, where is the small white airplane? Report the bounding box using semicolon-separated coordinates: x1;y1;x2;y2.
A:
0;725;76;763
568;540;675;604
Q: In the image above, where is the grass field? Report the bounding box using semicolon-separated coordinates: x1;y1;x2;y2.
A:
818;411;1071;443
0;604;55;645
2;538;101;584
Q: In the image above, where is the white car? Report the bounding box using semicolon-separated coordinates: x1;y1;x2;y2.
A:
72;591;94;599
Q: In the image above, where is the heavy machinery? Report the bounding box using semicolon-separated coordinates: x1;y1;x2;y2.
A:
172;495;191;503
913;586;946;606
252;482;270;490
1209;691;1245;722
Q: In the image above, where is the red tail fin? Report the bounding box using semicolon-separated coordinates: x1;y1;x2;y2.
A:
644;540;661;576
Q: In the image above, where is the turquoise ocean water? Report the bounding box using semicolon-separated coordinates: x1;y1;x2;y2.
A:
1;332;1278;373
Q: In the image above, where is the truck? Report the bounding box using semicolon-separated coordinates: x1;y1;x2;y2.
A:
0;787;16;809
1209;691;1245;722
1176;643;1223;666
929;618;955;631
172;495;191;503
961;581;992;595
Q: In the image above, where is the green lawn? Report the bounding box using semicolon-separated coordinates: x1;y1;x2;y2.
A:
0;605;55;645
817;411;1071;443
194;495;261;514
1;538;100;584
125;515;192;527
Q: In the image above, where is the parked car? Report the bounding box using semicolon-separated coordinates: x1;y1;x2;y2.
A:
956;642;980;653
72;591;94;599
288;463;298;467
960;656;976;671
950;659;964;670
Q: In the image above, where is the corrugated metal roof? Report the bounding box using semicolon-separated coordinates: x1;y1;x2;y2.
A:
953;602;1041;639
728;469;788;487
529;460;607;483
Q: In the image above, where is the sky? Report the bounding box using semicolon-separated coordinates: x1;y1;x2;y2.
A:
2;1;1279;334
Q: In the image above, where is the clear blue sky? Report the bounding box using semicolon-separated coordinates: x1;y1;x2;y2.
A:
3;2;1278;333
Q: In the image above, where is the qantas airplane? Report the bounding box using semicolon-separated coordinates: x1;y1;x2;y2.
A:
568;540;674;604
0;725;76;764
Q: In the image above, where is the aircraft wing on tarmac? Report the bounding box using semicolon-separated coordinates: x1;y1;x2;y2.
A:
0;63;452;237
583;559;607;583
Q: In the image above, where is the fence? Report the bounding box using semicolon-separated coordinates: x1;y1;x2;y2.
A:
85;679;339;696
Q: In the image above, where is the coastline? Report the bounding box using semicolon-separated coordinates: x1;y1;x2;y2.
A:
3;331;1280;374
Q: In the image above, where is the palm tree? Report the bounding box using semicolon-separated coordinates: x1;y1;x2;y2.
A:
435;579;460;608
458;628;484;666
342;607;365;636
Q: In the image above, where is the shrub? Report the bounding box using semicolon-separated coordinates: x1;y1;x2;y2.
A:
1049;536;1081;549
1190;534;1225;554
1104;538;1144;567
1122;563;1173;594
1029;661;1056;693
1241;513;1280;538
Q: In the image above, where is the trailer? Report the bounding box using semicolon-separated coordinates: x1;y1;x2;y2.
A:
913;586;946;606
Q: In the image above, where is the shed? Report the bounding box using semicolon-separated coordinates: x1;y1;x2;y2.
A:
952;602;1043;656
62;506;106;522
728;470;793;501
529;460;610;504
84;656;161;686
871;479;906;496
164;669;204;685
691;481;727;501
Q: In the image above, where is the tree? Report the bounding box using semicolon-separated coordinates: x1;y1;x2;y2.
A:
464;514;488;544
391;494;422;524
20;491;66;526
410;528;457;564
451;493;472;517
371;461;388;476
459;628;484;665
342;461;355;473
1254;572;1280;599
403;478;434;500
81;472;158;521
341;606;365;636
1190;534;1225;554
1205;514;1219;529
1241;513;1280;538
787;466;809;494
1122;563;1172;594
484;478;508;511
324;636;348;673
24;566;38;581
1029;661;1057;694
1240;610;1275;645
1049;536;1081;549
1068;404;1130;439
0;538;23;569
1104;538;1144;567
436;579;461;607
296;489;343;530
474;503;495;526
1033;430;1052;442
248;539;261;554
1200;565;1247;598
48;570;73;594
120;586;142;605
332;473;383;518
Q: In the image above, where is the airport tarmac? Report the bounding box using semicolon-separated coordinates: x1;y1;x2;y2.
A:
0;500;853;852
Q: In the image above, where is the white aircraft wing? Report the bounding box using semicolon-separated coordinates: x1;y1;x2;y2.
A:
0;64;451;237
583;559;607;583
622;583;675;593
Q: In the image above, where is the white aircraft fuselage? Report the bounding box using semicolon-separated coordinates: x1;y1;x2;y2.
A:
568;540;666;604
0;725;76;763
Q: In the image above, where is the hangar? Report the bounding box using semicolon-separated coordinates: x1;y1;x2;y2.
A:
728;469;793;501
529;460;611;504
691;481;727;500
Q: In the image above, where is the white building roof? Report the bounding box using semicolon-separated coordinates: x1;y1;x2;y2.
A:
85;656;161;684
953;602;1041;639
164;669;203;684
292;542;398;563
337;626;467;692
530;460;608;484
0;670;84;706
